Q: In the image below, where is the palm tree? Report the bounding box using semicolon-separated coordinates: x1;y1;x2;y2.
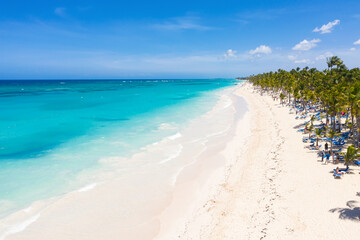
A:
315;128;324;146
310;115;317;125
248;56;360;168
342;145;359;168
280;92;285;105
327;129;340;153
307;124;314;140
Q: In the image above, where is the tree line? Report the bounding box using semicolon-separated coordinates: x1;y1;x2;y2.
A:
248;56;360;148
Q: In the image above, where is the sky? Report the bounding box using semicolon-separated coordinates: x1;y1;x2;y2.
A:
0;0;360;79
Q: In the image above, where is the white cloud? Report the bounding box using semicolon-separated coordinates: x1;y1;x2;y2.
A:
223;49;237;59
54;7;66;17
152;16;211;31
292;39;321;51
354;39;360;45
313;19;340;34
287;55;310;64
294;59;311;64
350;47;356;51
288;55;297;61
315;51;334;61
249;45;272;55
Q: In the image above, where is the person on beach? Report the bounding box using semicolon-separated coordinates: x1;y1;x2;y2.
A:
335;167;343;175
336;153;340;164
325;142;328;151
331;152;336;163
325;153;330;164
321;150;325;162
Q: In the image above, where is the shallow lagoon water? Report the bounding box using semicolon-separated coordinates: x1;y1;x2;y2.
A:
0;79;235;217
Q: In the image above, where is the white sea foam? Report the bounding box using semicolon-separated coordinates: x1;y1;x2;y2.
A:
222;96;233;109
158;123;177;130
158;145;183;164
152;141;160;146
23;206;32;213
170;145;207;186
167;132;182;140
205;125;231;138
0;214;40;240
77;183;97;192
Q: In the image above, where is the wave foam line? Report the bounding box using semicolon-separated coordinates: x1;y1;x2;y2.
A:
170;145;207;186
167;132;182;140
0;214;40;240
159;145;183;164
78;183;97;192
222;96;233;109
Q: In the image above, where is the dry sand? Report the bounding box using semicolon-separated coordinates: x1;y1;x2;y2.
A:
157;82;360;240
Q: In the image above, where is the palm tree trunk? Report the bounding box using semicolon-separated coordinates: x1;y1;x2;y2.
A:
351;105;354;134
330;138;333;152
356;115;360;148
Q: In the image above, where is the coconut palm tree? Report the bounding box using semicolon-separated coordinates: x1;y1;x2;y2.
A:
342;145;360;168
280;92;285;105
315;128;324;146
327;129;340;154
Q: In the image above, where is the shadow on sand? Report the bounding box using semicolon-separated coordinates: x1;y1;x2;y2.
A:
329;200;360;221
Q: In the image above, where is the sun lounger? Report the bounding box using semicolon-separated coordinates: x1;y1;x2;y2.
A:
339;166;349;173
333;169;342;178
335;148;342;153
333;139;345;146
309;145;321;150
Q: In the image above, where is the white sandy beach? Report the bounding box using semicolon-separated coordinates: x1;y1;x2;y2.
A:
157;82;360;240
2;82;360;240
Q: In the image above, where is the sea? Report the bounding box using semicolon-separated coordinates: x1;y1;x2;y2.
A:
0;79;237;219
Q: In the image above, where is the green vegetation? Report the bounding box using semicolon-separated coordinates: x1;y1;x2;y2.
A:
342;145;360;168
249;56;360;148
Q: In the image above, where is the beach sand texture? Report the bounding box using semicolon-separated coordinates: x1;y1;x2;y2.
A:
157;82;360;240
3;82;360;240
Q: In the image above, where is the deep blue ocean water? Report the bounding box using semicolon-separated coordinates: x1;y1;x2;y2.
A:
0;79;236;217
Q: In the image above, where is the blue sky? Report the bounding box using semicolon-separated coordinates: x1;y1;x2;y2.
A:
0;0;360;79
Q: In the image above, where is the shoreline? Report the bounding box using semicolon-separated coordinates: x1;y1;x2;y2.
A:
0;83;247;240
154;83;251;239
3;81;360;239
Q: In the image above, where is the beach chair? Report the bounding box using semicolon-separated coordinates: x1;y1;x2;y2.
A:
309;145;321;150
339;166;349;173
354;160;360;166
333;140;345;146
335;148;342;153
333;169;342;178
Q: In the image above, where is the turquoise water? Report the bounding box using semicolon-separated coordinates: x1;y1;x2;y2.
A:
0;79;235;217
